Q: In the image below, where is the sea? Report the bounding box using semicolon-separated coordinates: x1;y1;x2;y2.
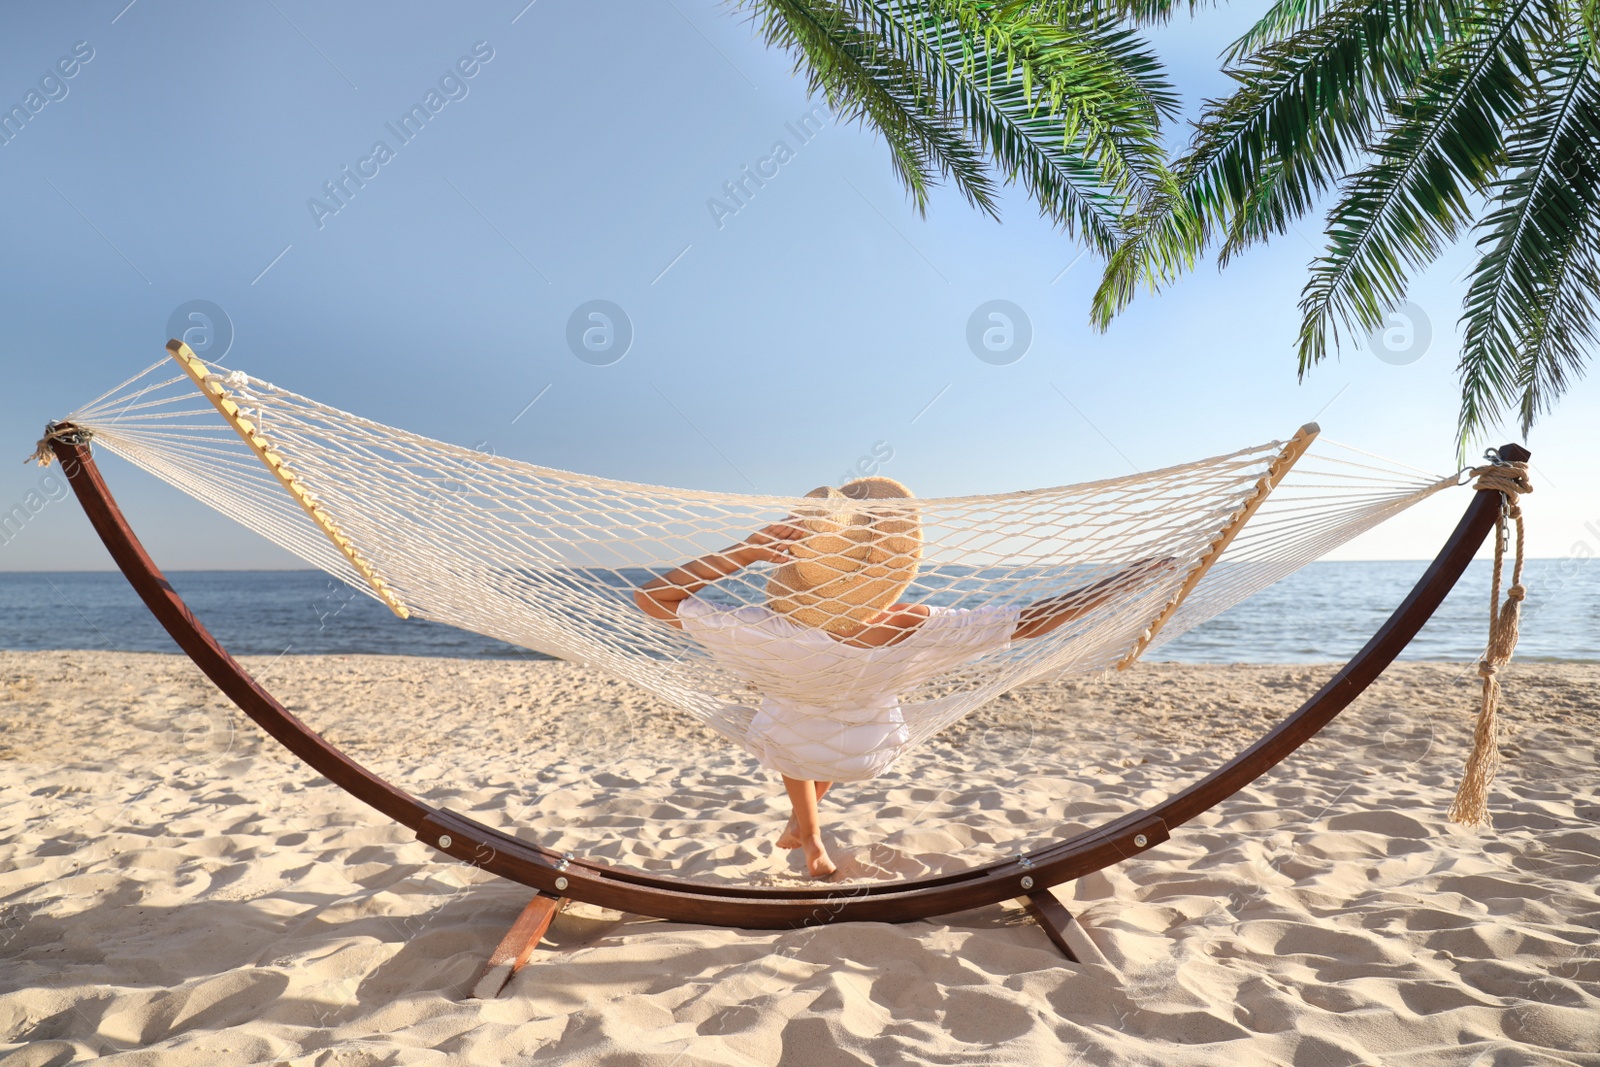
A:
0;560;1595;664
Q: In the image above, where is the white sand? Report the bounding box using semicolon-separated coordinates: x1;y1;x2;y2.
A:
2;650;1597;1065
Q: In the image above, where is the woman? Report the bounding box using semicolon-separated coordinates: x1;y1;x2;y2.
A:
634;476;1171;878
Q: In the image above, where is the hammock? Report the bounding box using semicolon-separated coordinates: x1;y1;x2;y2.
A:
54;343;1461;781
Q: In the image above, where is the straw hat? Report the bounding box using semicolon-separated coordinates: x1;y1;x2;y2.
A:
765;475;923;634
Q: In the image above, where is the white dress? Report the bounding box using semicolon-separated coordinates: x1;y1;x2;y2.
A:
678;595;1022;781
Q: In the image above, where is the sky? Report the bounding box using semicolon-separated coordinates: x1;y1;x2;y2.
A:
0;0;1594;572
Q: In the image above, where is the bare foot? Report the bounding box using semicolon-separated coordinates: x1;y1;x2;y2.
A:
800;835;836;878
777;818;802;850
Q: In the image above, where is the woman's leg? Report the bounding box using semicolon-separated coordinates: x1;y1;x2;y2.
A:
781;775;835;878
777;781;832;848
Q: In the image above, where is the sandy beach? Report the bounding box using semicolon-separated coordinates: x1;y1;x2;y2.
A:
2;650;1597;1065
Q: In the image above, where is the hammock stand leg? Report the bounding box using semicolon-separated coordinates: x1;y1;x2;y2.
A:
1020;890;1110;969
42;429;1530;946
471;892;566;1000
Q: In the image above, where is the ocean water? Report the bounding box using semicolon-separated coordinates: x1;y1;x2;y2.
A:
0;559;1594;664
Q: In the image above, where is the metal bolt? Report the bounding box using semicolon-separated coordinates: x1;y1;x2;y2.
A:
438;834;453;849
1020;875;1035;890
1133;834;1148;848
554;876;569;891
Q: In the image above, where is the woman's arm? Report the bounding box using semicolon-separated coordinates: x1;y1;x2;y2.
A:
1013;557;1177;640
633;520;804;629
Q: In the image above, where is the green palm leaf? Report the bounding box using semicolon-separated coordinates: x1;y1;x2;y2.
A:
1459;21;1600;443
1087;0;1596;444
1297;0;1537;371
1224;0;1348;61
745;0;1005;217
737;1;1180;254
1091;0;1458;326
733;0;1599;443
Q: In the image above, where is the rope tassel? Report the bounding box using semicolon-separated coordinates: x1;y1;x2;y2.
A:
1449;459;1531;829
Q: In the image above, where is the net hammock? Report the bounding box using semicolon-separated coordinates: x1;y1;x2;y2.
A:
54;346;1463;783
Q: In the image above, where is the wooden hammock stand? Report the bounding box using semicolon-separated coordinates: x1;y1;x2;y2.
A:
44;426;1529;997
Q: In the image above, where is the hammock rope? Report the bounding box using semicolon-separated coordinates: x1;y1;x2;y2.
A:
1449;456;1533;828
52;345;1469;782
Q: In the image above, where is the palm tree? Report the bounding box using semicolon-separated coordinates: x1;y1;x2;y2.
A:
731;1;1182;259
1090;0;1600;451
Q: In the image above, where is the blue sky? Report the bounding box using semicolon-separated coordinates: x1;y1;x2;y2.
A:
1;1;1593;570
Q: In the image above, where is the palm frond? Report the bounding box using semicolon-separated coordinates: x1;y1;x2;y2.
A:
1225;0;1345;62
743;0;1004;217
1458;21;1600;448
1075;0;1220;23
1091;0;1456;326
1297;0;1538;371
738;1;1180;254
1514;208;1600;436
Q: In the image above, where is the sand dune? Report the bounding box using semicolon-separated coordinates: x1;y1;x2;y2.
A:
2;650;1597;1065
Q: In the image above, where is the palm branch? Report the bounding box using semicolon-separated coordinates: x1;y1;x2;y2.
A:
734;1;1180;256
1296;1;1538;371
1460;14;1600;437
1091;0;1599;450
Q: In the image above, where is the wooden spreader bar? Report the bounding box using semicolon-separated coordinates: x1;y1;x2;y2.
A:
1118;422;1320;670
43;427;1527;976
167;340;410;620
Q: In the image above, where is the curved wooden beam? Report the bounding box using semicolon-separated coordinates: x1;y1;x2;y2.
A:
48;426;427;832
48;428;1523;929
